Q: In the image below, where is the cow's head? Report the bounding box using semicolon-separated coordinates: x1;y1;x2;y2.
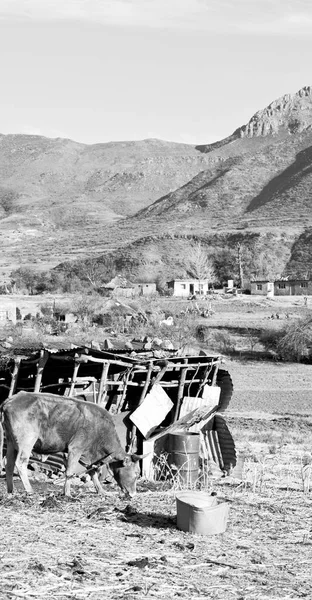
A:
109;454;142;498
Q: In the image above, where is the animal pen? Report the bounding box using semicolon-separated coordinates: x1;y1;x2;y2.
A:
0;346;236;482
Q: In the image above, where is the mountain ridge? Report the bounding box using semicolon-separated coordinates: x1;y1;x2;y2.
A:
1;85;312;280
196;85;312;153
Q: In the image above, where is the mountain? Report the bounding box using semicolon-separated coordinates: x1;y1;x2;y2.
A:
196;85;312;152
1;85;312;281
134;132;312;230
0;136;215;278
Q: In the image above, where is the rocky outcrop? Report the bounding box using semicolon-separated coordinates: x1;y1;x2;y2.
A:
234;86;312;138
196;86;312;154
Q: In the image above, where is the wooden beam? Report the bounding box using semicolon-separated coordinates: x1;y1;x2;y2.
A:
34;350;49;393
68;360;80;396
97;361;110;405
174;359;188;421
8;358;21;397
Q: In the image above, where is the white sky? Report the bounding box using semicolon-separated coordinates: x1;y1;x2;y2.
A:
0;0;311;144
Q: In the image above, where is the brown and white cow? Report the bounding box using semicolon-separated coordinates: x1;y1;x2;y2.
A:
0;391;142;498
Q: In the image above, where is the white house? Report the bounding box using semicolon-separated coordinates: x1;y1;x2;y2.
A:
0;298;16;324
167;279;209;297
250;280;274;296
134;282;157;296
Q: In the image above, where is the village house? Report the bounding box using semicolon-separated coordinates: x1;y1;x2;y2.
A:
250;280;274;296
134;282;157;296
274;278;312;296
99;276;135;298
250;278;312;296
167;279;209;297
0;298;16;324
100;278;157;298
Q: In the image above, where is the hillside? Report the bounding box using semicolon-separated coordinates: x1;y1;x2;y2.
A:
1;85;312;280
0;136;216;277
135;132;312;229
196;85;312;152
59;231;297;286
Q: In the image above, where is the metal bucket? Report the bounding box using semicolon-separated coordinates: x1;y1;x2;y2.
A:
176;491;229;535
168;432;200;486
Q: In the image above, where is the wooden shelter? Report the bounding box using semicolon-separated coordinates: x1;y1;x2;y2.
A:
0;346;236;479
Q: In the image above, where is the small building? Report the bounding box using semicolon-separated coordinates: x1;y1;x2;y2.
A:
167;279;209;298
274;278;312;296
134;282;157;296
0;298;16;324
54;310;77;324
250;280;274;296
99;276;135;298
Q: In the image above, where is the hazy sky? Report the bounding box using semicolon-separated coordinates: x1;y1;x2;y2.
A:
0;0;311;145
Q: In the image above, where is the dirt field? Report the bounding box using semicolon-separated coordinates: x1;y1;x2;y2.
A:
1;295;312;600
1;358;312;600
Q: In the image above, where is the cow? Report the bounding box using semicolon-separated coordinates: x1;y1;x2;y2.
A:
0;391;143;498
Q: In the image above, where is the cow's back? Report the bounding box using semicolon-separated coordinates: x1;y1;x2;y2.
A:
2;391;125;459
2;392;85;454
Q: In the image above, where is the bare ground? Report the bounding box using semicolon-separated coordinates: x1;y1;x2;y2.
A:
1;359;312;600
1;296;312;599
1;458;312;600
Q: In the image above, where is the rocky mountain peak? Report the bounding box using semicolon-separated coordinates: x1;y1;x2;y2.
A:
235;85;312;138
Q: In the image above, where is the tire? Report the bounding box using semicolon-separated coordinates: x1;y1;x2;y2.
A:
216;369;233;413
213;414;236;472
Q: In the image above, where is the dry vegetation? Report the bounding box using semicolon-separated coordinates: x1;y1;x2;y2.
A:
1;417;312;600
0;294;312;599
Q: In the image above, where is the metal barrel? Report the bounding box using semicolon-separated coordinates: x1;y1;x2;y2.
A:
168;432;200;486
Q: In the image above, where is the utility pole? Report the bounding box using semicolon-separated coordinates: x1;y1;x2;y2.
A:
237;243;244;290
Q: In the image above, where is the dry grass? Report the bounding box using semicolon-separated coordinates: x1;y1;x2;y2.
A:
1;296;312;599
1;411;312;600
1;452;312;600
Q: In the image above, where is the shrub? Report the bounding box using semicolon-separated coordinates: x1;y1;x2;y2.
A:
261;316;312;362
276;316;312;362
24;313;33;321
195;324;210;343
210;331;236;355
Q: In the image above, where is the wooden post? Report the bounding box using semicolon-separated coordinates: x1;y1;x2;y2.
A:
116;366;136;412
34;350;49;393
97;361;110;405
68;360;80;396
139;361;153;404
195;363;213;398
174;359;188;421
8;358;21;397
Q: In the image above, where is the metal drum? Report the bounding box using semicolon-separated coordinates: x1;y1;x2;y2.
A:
168;432;200;486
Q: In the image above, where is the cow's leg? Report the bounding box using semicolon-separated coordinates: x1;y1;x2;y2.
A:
15;442;34;494
64;449;81;497
5;439;17;494
90;467;105;495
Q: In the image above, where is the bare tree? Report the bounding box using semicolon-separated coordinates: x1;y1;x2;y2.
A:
79;257;117;288
237;242;244;289
186;242;215;292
